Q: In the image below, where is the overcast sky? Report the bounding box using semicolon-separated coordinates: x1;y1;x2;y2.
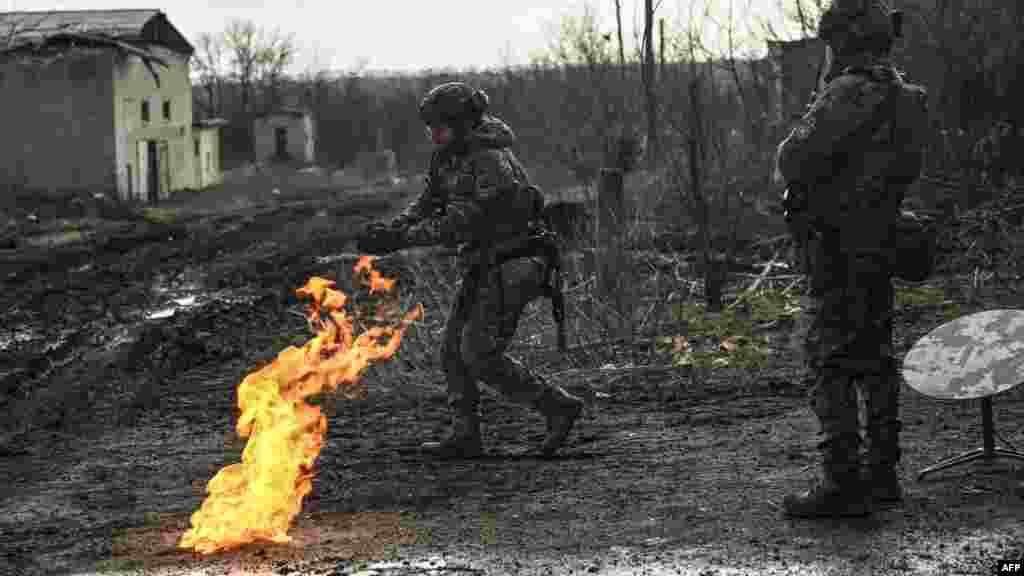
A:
4;0;806;75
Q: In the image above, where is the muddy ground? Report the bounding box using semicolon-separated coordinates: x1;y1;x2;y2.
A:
1;180;1022;576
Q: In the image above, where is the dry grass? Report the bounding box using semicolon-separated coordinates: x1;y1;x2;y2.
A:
355;171;801;402
141;207;181;225
21;229;85;247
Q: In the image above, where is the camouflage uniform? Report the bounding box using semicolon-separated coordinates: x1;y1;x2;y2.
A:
378;84;583;459
775;0;929;517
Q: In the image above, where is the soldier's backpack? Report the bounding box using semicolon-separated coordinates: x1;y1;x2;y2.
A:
810;71;935;281
483;182;568;351
889;210;938;282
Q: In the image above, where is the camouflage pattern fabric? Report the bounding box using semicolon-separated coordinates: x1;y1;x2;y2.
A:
777;59;929;253
801;245;899;448
777;56;928;466
391;114;535;248
389;114;554;408
902;309;1024;400
443;255;551;408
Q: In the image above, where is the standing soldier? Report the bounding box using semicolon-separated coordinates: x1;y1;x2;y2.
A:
356;82;583;459
775;0;930;517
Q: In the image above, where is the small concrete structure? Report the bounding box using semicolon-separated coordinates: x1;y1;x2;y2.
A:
253;107;315;164
192;118;227;189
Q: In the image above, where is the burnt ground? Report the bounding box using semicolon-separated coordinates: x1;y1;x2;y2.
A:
1;181;1023;576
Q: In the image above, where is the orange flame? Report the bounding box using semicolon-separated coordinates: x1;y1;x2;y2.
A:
178;256;422;554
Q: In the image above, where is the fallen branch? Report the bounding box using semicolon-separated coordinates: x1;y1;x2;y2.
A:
781;275;803;294
547;363;677;380
732;273;801;280
727;257;787;310
748;234;790;249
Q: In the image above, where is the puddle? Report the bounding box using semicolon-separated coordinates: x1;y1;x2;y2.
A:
145;297;201;320
151;270;205;297
0;325;44;352
143;270;209;320
0;326;76;354
351;555;475;576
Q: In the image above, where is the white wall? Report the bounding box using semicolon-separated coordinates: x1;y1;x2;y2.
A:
253;113;313;163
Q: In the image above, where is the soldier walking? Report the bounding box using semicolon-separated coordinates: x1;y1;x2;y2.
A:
775;0;930;517
357;82;583;459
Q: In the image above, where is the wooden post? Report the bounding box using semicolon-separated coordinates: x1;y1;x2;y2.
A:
659;18;666;81
595;168;631;340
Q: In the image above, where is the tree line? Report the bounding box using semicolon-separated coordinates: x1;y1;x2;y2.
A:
191;0;1023;193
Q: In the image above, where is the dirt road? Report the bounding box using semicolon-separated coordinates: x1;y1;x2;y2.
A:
1;184;1022;576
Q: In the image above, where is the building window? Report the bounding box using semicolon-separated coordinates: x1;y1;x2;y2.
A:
141;100;150;123
194;138;200;156
163;100;171;122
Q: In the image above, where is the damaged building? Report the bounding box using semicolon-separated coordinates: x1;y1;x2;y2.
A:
0;9;224;202
253;107;315;165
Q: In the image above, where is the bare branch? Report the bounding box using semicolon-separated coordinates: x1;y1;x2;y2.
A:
1;11;59;49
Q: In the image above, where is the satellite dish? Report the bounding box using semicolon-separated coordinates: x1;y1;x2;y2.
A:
902;309;1024;480
902;309;1024;400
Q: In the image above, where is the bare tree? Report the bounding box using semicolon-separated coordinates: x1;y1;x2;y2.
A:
256;28;295;113
751;0;826;42
641;0;658;168
223;20;262;116
191;32;228;117
531;5;627;182
613;0;627;74
222;19;295;116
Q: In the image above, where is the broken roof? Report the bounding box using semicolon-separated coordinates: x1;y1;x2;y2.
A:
0;9;194;56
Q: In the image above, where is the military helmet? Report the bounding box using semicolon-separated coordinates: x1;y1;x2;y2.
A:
818;0;896;53
419;82;489;128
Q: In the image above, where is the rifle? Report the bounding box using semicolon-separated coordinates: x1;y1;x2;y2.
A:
782;182;820;275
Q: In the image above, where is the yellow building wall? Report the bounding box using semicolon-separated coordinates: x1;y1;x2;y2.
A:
0;50;118;196
193;128;223;188
112;46;195;201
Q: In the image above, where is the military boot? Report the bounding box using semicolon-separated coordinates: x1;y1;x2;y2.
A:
864;422;903;504
420;399;483;459
535;386;584;457
783;434;873;518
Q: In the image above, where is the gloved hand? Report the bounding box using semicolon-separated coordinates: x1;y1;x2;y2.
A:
356;222;404;255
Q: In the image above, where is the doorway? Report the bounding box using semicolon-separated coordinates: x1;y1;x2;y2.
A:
158;141;170;202
275;127;288;160
146;140;159;204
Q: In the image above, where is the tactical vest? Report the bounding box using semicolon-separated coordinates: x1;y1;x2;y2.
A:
808;68;929;255
436;146;568;352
